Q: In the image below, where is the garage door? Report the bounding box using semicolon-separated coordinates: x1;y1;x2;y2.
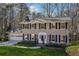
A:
9;34;23;41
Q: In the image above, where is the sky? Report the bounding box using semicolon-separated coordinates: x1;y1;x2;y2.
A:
29;3;44;13
13;3;77;17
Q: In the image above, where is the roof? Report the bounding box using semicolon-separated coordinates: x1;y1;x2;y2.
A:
35;17;71;21
19;17;71;24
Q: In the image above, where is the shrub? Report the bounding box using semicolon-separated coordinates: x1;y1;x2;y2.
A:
16;41;37;47
66;45;79;56
46;43;66;48
69;40;79;46
0;37;9;42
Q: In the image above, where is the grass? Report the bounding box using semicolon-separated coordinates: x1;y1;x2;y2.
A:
0;46;66;56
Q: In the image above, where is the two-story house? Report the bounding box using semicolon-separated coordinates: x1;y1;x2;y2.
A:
9;17;71;44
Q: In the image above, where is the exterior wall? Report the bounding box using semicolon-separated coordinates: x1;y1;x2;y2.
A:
21;29;68;35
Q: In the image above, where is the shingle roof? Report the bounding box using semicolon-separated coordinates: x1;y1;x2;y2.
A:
19;17;71;24
35;17;71;21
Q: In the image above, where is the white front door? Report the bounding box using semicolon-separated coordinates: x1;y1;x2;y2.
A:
38;32;47;44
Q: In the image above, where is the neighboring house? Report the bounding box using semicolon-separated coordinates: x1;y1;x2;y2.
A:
9;17;73;45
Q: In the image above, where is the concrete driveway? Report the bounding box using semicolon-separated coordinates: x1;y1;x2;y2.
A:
0;40;22;46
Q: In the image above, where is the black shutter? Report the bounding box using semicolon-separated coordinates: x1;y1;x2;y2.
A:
35;24;36;29
45;23;46;29
39;23;40;29
56;23;57;29
59;23;60;29
59;35;61;42
49;23;51;29
66;22;67;29
56;35;57;42
30;34;31;40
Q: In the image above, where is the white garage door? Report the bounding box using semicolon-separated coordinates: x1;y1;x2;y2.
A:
9;34;23;41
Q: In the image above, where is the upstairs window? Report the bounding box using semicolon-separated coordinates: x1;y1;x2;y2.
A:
40;23;46;29
49;23;55;29
32;23;36;29
51;23;55;28
25;24;29;29
60;23;66;29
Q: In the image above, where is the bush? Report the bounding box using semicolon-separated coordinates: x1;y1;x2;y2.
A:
69;41;79;46
66;45;79;56
0;37;9;42
66;40;79;56
46;43;66;48
16;41;37;47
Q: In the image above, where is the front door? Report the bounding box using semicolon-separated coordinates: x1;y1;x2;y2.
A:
38;32;48;44
41;35;44;44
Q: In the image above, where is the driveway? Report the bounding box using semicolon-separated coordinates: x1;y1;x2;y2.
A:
0;40;22;46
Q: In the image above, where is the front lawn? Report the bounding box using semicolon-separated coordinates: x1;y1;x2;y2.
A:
0;46;66;56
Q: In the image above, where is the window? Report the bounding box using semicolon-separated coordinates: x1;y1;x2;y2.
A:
63;35;67;43
31;34;35;40
49;35;51;41
27;34;29;40
61;35;67;43
40;23;46;29
32;23;36;29
51;23;55;28
51;35;56;41
49;23;55;29
60;23;65;29
35;23;36;29
25;24;29;29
